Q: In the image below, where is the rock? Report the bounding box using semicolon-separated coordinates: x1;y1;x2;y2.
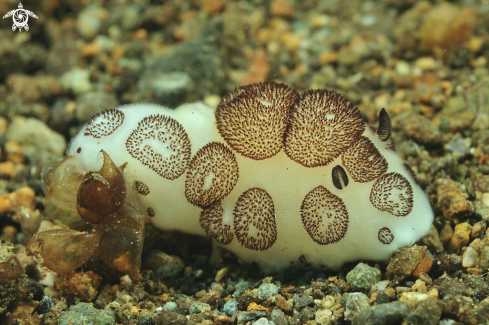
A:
418;3;474;52
232;281;249;299
405;298;444;325
399;114;441;145
163;302;177;311
140;20;225;105
76;91;119;122
237;311;266;322
189;301;210;314
7;116;66;160
449;222;472;252
434;275;467;298
223;299;238;316
58;302;115;325
153;310;188;325
270;308;288;325
59;68;93;95
342;292;369;321
137;72;194;108
435;178;474;221
257;283;279;300
76;5;108;40
254;317;274;325
352;301;410;325
143;250;184;281
346;263;381;290
57;271;102;302
0;243;26;314
37;296;55;314
386;245;427;281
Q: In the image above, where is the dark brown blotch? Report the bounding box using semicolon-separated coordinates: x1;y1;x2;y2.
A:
377;108;392;142
332;165;349;190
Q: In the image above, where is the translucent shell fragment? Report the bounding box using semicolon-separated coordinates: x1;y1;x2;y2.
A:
27;228;101;274
29;150;145;278
77;150;126;224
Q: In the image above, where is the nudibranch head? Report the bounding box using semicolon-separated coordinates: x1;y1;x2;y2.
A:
42;81;433;272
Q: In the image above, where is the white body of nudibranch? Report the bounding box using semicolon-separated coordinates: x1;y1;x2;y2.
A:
68;82;434;271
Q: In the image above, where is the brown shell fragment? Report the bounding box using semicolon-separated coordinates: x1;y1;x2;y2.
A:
135;181;150;196
233;188;277;251
216;81;298;160
284;89;365;167
332;165;349;190
378;227;394;245
27;228;101;274
377;108;392;142
185;142;239;208
301;186;349;245
84;109;125;138
126;114;191;180
99;205;144;280
370;172;414;217
342;136;388;183
200;201;234;245
77;150;126;224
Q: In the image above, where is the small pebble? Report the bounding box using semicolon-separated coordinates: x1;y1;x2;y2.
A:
38;296;55;314
189;301;210;314
463;247;479;268
223;299;238;316
163;302;177;312
257;283;279;300
346;263;381;290
237;311;267;322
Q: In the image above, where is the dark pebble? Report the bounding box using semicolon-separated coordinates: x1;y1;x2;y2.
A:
38;296;55;314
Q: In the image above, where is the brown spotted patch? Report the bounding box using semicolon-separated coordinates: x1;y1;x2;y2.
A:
126;114;191;180
216;81;298;160
284;89;365;167
185;142;239;208
370;172;413;217
301;186;349;245
378;227;394;245
147;207;155;217
84;109;125;138
135;181;150;196
342;136;388;183
200;201;234;245
77;147;82;153
233;188;277;251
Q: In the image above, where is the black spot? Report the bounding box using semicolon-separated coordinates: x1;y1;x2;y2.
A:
332;165;349;190
77;147;82;153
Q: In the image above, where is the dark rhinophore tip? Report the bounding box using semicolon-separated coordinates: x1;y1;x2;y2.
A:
377;108;392;142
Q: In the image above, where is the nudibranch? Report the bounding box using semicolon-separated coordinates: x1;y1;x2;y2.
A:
40;81;434;272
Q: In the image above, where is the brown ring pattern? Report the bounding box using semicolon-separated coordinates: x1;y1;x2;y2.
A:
233;187;277;251
370;172;413;217
185;142;239;208
125;114;191;180
84;109;125;138
301;185;349;245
